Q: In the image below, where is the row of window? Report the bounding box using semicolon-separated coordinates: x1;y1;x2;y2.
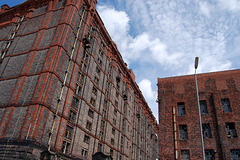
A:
179;123;237;140
181;149;240;160
178;98;232;116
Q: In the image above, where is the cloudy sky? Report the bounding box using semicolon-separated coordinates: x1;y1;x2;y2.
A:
2;0;240;121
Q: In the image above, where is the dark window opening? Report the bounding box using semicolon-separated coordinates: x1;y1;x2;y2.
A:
200;100;208;114
231;149;240;160
226;123;237;138
205;149;215;160
181;150;190;160
179;125;188;140
178;102;186;116
203;124;212;138
221;98;232;112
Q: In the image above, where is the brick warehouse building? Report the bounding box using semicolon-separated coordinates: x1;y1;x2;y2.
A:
0;0;159;159
157;69;240;160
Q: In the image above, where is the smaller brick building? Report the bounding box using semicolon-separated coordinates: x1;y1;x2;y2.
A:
157;69;240;160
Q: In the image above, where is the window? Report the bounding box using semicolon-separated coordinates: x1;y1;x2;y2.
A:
82;52;89;61
200;100;208;114
231;149;240;160
112;128;115;135
98;143;102;152
121;136;124;144
75;83;81;96
88;109;94;118
90;97;96;106
113;118;116;125
65;125;73;139
111;138;114;145
61;141;70;153
181;150;190;160
104;99;108;108
99;130;104;141
116;91;119;98
68;110;76;123
96;66;101;75
99;49;103;56
110;149;113;157
97;58;102;66
77;72;84;84
92;86;97;95
86;121;92;131
179;125;188;140
226;123;237;138
71;97;79;109
82;148;88;157
178;102;186;116
202;124;212;138
205;149;215;160
102;109;106;119
221;98;232;112
94;76;99;85
1;51;6;59
80;62;87;72
84;135;90;144
8;32;16;40
100;120;105;130
114;109;117;116
115;101;118;108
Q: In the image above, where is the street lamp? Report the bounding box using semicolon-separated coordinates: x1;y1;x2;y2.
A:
194;57;205;160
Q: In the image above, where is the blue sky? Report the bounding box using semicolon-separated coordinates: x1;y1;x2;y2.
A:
2;0;240;120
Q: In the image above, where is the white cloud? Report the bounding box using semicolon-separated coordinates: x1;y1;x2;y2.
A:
97;0;240;122
218;0;240;11
199;2;211;17
138;79;156;100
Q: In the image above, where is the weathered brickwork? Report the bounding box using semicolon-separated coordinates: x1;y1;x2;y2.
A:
158;69;240;160
0;0;159;160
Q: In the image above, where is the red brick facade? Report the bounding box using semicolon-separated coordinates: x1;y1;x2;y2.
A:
158;69;240;160
0;0;159;159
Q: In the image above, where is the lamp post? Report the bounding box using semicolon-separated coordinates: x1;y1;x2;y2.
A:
194;57;205;160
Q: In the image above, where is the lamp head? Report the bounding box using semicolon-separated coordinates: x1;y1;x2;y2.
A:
195;57;199;69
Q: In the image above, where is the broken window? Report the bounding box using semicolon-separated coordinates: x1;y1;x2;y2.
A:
90;97;96;107
226;123;237;138
92;86;97;95
205;149;215;160
61;141;70;153
82;148;88;157
200;100;208;114
202;124;212;138
221;98;232;112
77;72;84;84
181;150;190;160
178;102;186;116
83;135;90;144
64;125;73;139
68;110;76;123
75;83;81;96
86;121;92;131
88;109;94;118
179;125;188;140
231;149;240;160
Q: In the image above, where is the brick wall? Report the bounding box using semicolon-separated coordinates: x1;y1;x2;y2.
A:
158;69;240;160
